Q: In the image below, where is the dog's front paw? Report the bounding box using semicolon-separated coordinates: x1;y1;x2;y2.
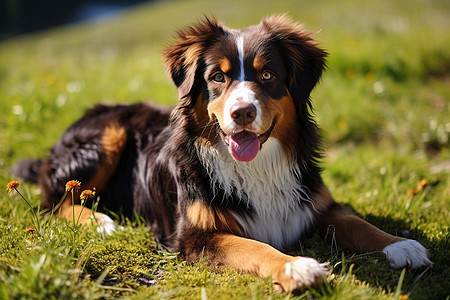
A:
383;239;433;269
89;212;117;237
274;257;329;293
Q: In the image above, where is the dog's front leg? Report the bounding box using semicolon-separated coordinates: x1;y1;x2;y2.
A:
58;202;117;236
181;232;328;293
313;186;432;269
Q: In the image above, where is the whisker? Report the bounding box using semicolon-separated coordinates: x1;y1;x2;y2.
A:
206;122;215;141
199;121;211;138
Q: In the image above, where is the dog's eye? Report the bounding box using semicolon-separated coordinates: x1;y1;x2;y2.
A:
213;73;225;83
261;71;274;81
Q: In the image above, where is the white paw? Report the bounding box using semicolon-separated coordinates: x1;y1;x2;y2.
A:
283;257;329;290
90;213;117;237
382;239;433;269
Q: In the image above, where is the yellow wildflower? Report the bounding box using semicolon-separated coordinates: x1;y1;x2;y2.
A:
407;188;418;196
80;189;96;201
24;226;36;233
65;180;81;192
6;181;20;192
417;179;428;191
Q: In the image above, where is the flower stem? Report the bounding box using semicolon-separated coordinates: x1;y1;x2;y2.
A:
14;188;40;233
71;189;76;239
75;201;86;229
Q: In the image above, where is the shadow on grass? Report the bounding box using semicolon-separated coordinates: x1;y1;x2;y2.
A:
289;213;449;299
358;214;449;300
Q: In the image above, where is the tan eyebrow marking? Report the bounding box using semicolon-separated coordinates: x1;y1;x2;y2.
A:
253;55;266;72
219;58;231;74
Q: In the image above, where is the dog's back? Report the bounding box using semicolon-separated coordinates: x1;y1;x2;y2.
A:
12;103;174;225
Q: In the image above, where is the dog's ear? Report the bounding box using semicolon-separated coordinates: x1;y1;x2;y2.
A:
261;15;327;108
164;18;224;105
261;15;326;166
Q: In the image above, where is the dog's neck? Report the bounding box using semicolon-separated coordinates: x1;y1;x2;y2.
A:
195;138;313;216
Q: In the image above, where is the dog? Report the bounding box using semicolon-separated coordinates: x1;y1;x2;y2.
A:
12;15;432;292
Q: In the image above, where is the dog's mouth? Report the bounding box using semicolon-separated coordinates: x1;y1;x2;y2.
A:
218;120;276;162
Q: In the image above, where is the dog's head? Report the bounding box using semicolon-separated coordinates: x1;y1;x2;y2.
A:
164;15;327;162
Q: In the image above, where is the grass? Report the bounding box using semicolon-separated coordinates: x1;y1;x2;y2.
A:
0;0;449;298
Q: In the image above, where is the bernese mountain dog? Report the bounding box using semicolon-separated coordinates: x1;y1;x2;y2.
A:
12;15;432;292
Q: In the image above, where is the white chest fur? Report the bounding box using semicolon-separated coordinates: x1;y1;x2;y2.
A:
196;138;314;249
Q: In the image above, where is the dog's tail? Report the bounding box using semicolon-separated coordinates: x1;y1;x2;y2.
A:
10;159;43;183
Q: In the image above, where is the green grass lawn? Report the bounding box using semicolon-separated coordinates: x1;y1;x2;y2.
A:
1;0;449;299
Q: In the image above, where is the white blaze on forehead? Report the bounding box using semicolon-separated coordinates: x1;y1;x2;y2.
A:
221;35;263;133
236;35;245;81
223;82;262;131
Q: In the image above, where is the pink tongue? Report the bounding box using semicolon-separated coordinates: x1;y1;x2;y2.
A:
228;132;260;162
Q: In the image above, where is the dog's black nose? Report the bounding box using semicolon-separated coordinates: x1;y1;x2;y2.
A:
230;103;257;126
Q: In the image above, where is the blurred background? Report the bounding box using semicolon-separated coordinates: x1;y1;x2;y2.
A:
0;0;152;38
0;0;448;157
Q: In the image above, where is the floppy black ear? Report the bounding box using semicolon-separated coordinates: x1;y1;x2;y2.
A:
164;18;225;105
261;15;326;170
261;15;327;108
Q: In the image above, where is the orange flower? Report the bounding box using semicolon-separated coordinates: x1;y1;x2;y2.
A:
24;226;36;233
407;188;418;196
65;180;81;192
417;179;428;191
6;181;20;192
80;189;96;201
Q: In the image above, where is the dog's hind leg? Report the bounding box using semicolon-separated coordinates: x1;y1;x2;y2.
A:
37;121;127;233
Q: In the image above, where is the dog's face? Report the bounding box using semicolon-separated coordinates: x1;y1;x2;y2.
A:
165;16;327;162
